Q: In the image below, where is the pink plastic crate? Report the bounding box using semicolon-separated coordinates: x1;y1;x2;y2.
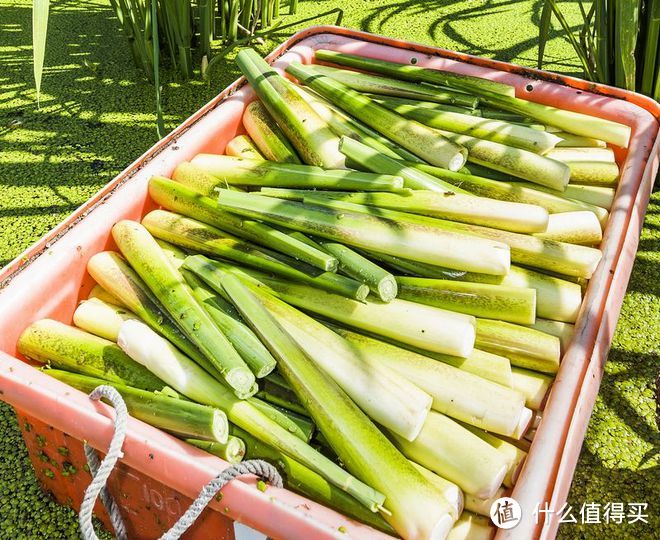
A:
0;26;658;540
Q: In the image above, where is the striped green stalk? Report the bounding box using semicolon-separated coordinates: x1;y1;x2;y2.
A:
17;319;166;391
367;94;480;115
181;269;277;378
230;426;394;533
215;189;511;275
528;319;575;351
314;50;630;146
218;274;456;536
73;297;139;342
390;410;509;498
285;62;468;171
150;176;337;271
306;197;602;279
410;162;610;226
224;134;265;160
333;327;527;437
186;436;246;464
47;370;229;443
314;49;515;97
534;211;603;245
476;319;561;374
396;276;536;325
213;269;477;357
511;367;553;410
189;154;404;191
242;100;301;163
116;318;381;510
142;211;368;300
236;49;345;168
376;98;562;153
304;63;480;107
112;220;255;395
86;251;222;377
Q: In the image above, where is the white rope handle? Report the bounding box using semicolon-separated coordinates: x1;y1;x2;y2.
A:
79;385;283;540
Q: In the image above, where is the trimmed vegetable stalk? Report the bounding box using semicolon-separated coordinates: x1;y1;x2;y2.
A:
564;162;620;186
250;398;315;442
218;274;456;537
189;154;404;191
390;410;509;498
368;94;480;114
117;319;383;510
224;271;477;357
396;276;537;325
47;370;229;443
74;297;139;341
315;184;550;234
411;463;464;520
308;198;602;279
150;176;337;272
232;280;432;441
243;100;301;163
476;319;561;374
112;220;256;395
230;426;395;534
554;132;608;148
215;189;512;276
410;162;610;226
86;251;219;377
314;50;631;147
285;62;468;171
460;423;527;488
182;269;277;378
560;184;615;210
17;320;166;391
315;49;515;97
546;147;617;163
87;284;121;305
464;487;506;517
511;367;553;410
534;211;603;245
142;210;368;301
376;97;562;153
528;318;574;351
447;512;495;540
236;49;345;168
186;436;246;464
333;327;527;437
304;63;480;107
256;389;307;417
224;134;265;161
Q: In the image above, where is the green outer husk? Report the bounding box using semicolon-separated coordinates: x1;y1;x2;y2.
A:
390;410;508;498
476;319;561;374
333;327;526;437
73;298;139;342
112;220;255;395
409;162;610;226
17;320;166;391
250;398;315;443
86;251;221;378
256;389;308;417
142;210;368;301
190;154;404;191
313;184;550;234
229;426;394;534
397;276;537;325
186;436;246;464
305;63;480;107
338;136;465;193
534;211;603;245
242;100;301;163
315;49;515;97
215;189;511;276
314;50;631;147
510;367;553;410
181;269;277;378
376;98;562;153
368;94;480;114
286;62;468;171
236;49;345;168
306;197;602;279
116;318;380;510
150;176;337;271
220;275;456;536
47;370;228;443
224;134;265;161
